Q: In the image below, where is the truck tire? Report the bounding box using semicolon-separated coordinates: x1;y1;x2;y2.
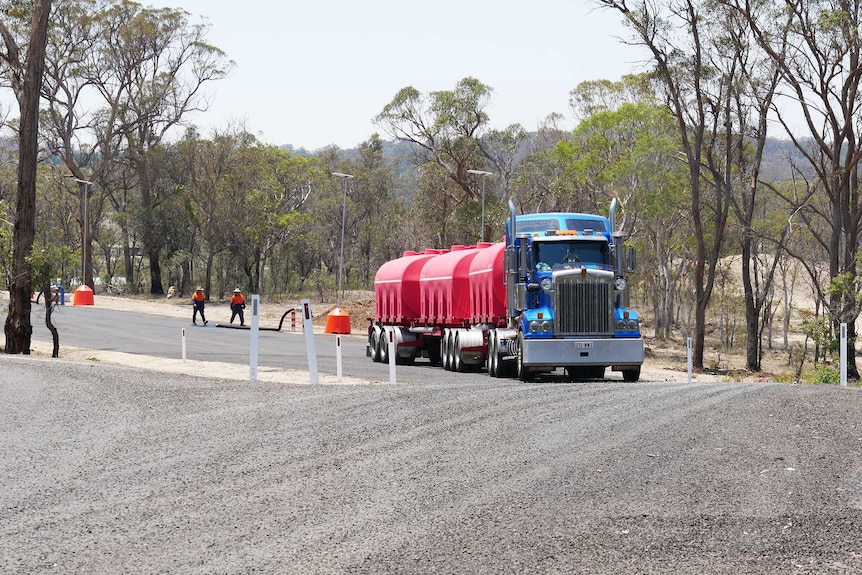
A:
622;367;641;382
427;339;442;366
488;329;498;377
442;329;451;371
395;352;415;366
453;331;463;372
378;328;390;364
369;326;382;363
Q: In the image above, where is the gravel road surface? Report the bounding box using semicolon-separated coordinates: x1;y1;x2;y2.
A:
2;354;861;574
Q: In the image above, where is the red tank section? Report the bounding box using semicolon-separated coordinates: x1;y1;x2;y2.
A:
469;242;507;325
374;249;441;324
420;245;486;326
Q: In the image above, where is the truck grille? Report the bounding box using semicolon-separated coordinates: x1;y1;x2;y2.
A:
554;272;614;335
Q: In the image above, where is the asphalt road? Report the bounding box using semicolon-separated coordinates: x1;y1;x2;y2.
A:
29;305;625;385
28;304;445;384
1;354;861;574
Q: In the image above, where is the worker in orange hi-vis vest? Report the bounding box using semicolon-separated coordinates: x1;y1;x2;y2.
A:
230;287;246;326
192;287;208;325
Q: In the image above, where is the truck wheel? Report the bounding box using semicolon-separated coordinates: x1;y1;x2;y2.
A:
441;329;451;371
590;366;607;379
622;367;641;382
453;331;463;372
369;326;382;363
488;330;498;377
516;333;533;382
378;329;390;364
427;340;442;366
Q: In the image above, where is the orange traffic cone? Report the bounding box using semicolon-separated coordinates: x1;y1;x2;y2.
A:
324;308;351;334
73;285;94;306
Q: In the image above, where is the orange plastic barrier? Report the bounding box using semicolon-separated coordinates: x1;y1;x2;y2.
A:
72;285;94;306
324;308;351;334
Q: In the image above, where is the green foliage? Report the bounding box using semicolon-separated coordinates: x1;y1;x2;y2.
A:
802;364;840;385
800;311;837;357
26;244;75;289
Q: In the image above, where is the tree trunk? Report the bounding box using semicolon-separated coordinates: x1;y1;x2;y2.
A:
741;237;760;371
3;0;53;355
148;250;164;295
180;259;191;297
123;239;134;292
43;278;59;358
205;250;215;300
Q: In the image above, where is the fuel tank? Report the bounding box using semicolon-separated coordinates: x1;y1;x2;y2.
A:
373;249;443;323
468;241;506;325
419;244;486;326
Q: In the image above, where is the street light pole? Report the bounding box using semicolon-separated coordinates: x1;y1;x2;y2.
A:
73;178;94;288
331;172;353;308
467;169;493;242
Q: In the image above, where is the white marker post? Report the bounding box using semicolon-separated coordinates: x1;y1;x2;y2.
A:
250;295;260;382
840;322;847;387
388;329;396;385
181;328;186;362
687;337;693;384
302;299;319;385
336;335;343;381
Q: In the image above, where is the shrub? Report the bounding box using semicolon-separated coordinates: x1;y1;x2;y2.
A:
802;364;840;385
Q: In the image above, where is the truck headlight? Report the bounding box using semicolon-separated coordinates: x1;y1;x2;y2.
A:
614;277;627;291
617;319;640;332
540;278;553;292
529;320;554;333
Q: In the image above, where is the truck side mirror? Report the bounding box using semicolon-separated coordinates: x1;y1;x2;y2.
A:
626;247;636;272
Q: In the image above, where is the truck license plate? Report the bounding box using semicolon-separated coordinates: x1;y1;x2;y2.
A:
572;342;593;349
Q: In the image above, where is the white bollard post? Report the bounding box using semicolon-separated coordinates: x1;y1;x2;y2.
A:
291;310;296;332
388;329;396;385
840;322;847;387
336;335;343;381
181;328;186;362
250;295;260;382
687;337;693;384
302;299;319;385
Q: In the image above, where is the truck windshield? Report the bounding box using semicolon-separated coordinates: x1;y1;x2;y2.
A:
534;241;611;271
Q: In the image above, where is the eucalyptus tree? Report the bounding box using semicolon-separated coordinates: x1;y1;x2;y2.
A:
39;0;102;289
375;77;505;241
351;134;401;283
598;0;752;370
724;0;862;379
508;115;576;214
225;142;318;295
533;74;690;340
174;128;248;299
714;0;788;371
0;0;52;355
39;0;232;296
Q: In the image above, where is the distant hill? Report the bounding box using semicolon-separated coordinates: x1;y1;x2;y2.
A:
760;137;817;182
281;135;818;185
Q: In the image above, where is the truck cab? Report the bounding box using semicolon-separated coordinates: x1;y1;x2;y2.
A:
501;202;643;381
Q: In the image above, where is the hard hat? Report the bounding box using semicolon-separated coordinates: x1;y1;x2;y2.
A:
234;288;242;293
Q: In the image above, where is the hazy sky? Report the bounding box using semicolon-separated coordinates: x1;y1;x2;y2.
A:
150;1;645;150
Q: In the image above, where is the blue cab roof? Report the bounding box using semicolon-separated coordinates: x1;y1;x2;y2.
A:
507;213;610;239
